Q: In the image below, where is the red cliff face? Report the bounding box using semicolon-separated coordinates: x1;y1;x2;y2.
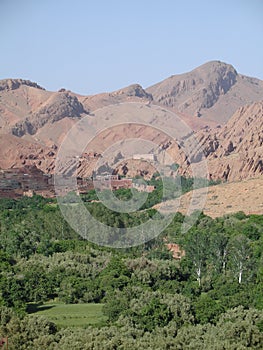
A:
197;101;263;181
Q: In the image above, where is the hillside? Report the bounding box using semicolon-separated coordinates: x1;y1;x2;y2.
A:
155;176;263;218
85;100;263;183
0;133;56;172
198;100;263;181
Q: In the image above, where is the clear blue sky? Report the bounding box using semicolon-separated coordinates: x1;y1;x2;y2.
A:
1;0;263;95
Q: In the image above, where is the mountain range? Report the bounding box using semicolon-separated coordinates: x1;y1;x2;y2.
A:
0;60;262;184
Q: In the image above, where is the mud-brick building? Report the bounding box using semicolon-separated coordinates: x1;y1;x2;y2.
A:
132;154;156;161
0;165;52;192
93;174;132;191
93;179;133;191
77;177;94;193
132;183;155;193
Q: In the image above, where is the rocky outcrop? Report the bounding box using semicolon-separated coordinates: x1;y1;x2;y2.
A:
0;134;57;173
192;101;263;181
111;84;153;99
216;103;263;153
11;92;87;136
0;79;45;91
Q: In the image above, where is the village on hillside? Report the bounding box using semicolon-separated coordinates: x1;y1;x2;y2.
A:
0;157;156;199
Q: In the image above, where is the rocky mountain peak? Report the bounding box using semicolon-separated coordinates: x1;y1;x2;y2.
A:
147;61;238;110
112;84;153;100
0;78;45;91
146;60;263;122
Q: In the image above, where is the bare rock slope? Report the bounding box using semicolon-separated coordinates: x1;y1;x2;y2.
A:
109;100;263;182
199;101;263;181
146;61;263;123
11;92;87;137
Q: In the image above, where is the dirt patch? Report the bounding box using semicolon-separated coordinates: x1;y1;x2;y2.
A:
155;176;263;218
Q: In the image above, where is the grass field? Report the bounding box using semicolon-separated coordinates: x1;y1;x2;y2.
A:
28;302;107;327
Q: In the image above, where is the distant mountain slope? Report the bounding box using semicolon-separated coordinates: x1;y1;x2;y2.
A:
0;80;154;138
146;61;263;123
11;91;87;137
3;60;262;141
0;62;262;184
80;83;153;112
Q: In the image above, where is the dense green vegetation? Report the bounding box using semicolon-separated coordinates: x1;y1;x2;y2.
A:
0;193;262;349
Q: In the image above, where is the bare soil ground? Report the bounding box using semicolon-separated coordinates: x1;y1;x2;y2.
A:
155;176;263;218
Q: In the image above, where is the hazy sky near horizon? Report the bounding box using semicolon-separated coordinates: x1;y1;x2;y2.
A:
1;0;263;95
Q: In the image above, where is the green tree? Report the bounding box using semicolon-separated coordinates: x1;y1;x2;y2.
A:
194;293;224;324
183;228;209;286
228;234;253;284
210;231;229;274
